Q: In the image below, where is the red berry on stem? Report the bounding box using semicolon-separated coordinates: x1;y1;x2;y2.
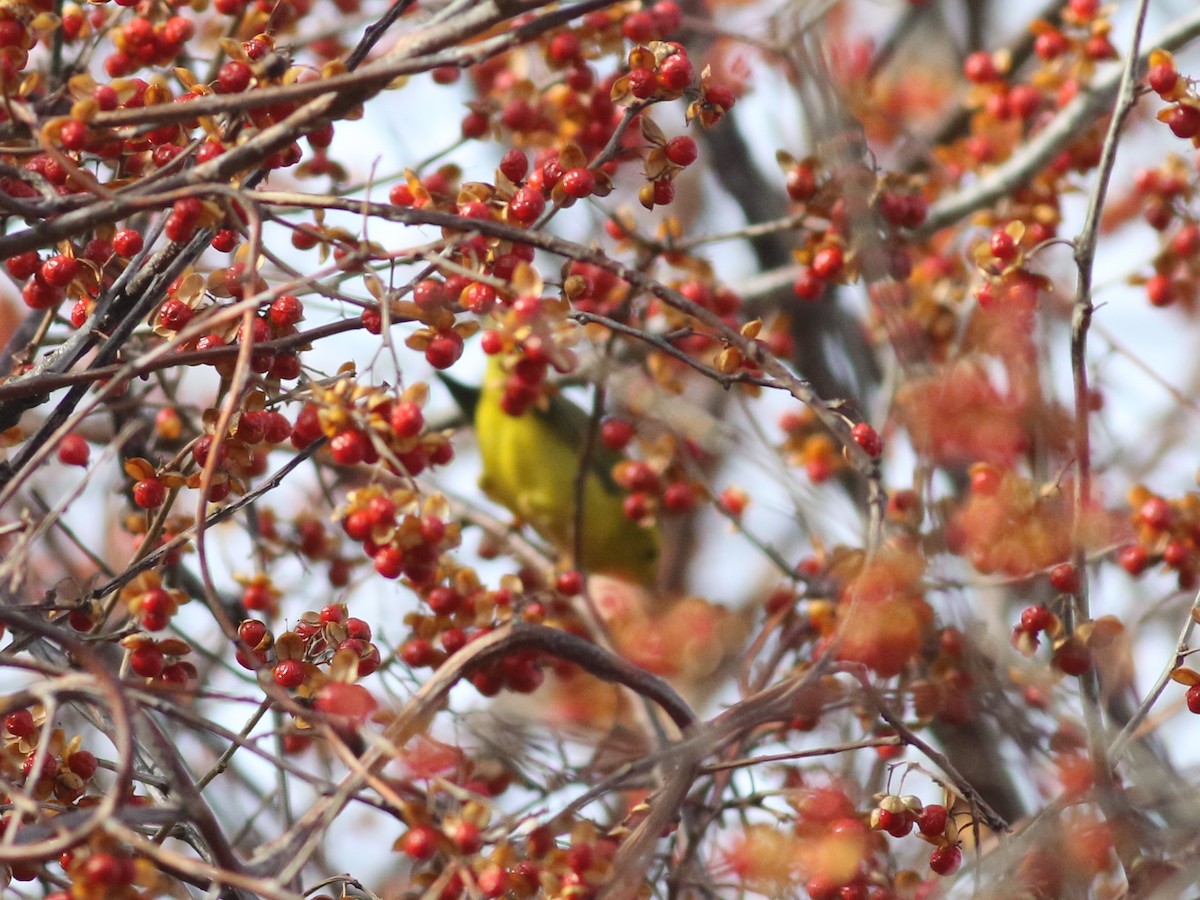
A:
5;709;34;737
851;422;882;457
657;53;694;91
560;167;596;199
917;804;948;837
130;644;165;678
1186;683;1200;715
600;418;634;450
1049;563;1080;594
40;255;79;288
929;844;962;876
1149;63;1179;96
133;478;167;509
273;659;306;688
425;330;464;369
1118;544;1150;575
811;245;844;279
508;186;546;225
664;135;698;166
401;824;439;860
113;229;144;257
964;51;998;83
1166;104;1200;140
57;434;89;466
1020;605;1054;634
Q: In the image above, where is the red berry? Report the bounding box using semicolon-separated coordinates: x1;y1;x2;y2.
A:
217;60;252;93
329;430;368;466
508;186;546;226
373;546;404;579
622;10;657;42
60;119;88;151
498;149;528;184
1146;274;1176;307
651;0;681;34
917;804;948;837
7;250;40;279
130;644;165;678
461;281;497;314
990;229;1017;261
547;31;580;67
627;67;657;99
658;481;693;513
390;401;424;439
113;229;144;257
273;659;306;688
657;53;694;91
1034;30;1067;61
664;135;698;166
1166;104;1200;140
929;844;962;876
786;165;817;202
401;638;436;668
1140;496;1172;530
67;750;97;780
133;478;167;509
560;167;596;199
811;245;844;279
461;110;489;139
5;709;34;737
556;570;584;595
963;51;998;83
157;298;193;331
1186;683;1200;714
1020;605;1054;634
1054;638;1091;676
600;418;634;451
1048;563;1080;594
57;433;89;466
447;820;482;853
164;212;195;242
40;255;79;288
82;853;135;886
314;681;377;722
1149;63;1179;96
425;329;464;369
850;422;882;457
792;267;825;301
389;182;414;206
401;824;439;860
1118;544;1150;575
268;294;303;327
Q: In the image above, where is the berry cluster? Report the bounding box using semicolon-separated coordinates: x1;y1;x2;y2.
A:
116;571;189;633
869;795;959;877
1131;150;1200;308
398;571;550;699
236;602;381;690
337;484;461;589
1150;49;1200;143
122;634;197;686
1118;484;1200;589
291;379;453;476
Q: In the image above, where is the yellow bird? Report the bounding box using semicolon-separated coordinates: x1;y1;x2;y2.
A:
442;355;660;585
